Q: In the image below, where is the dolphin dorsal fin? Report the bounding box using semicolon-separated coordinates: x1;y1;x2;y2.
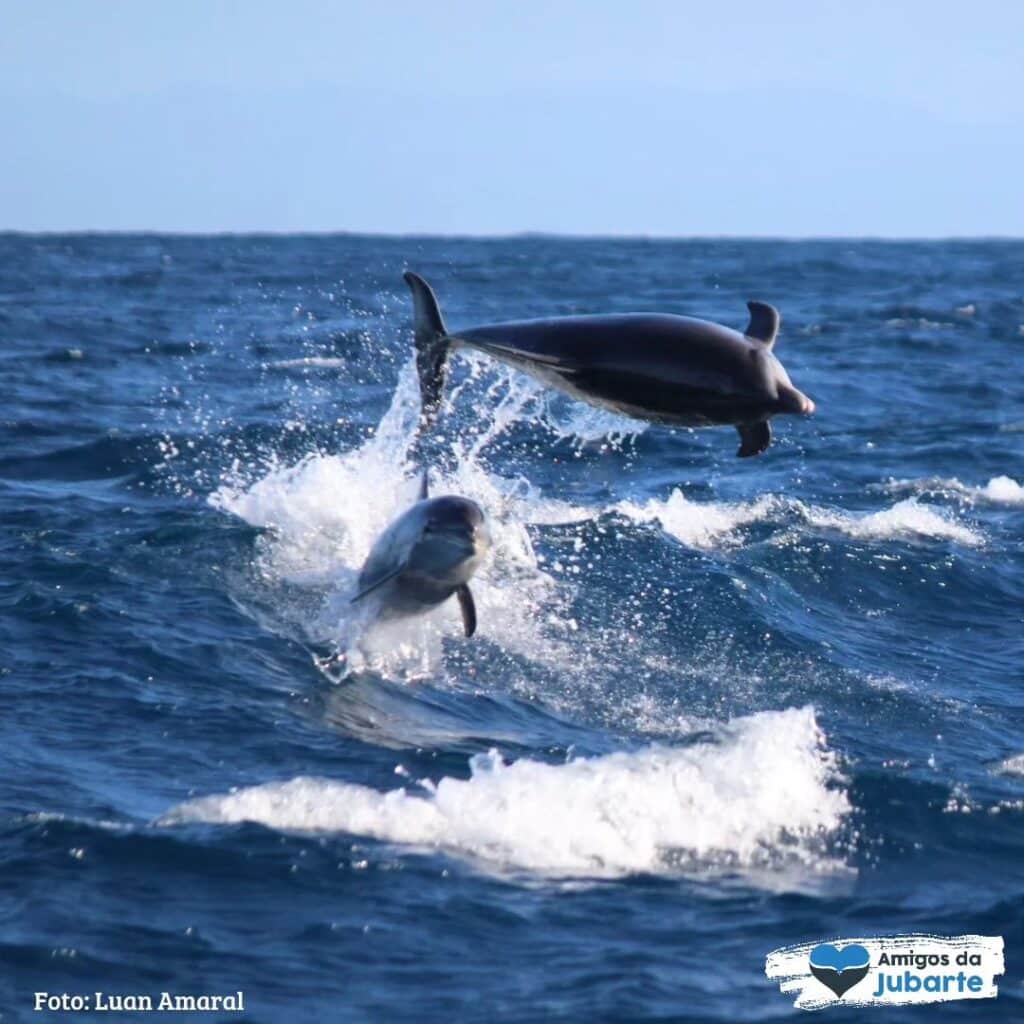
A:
418;471;429;501
745;301;780;348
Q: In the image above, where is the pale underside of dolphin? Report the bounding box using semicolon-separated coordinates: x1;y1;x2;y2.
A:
403;271;815;457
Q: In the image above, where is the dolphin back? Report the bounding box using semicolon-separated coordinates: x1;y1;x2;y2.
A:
402;271;815;456
352;503;424;602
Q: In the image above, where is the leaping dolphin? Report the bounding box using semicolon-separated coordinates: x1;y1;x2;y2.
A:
351;474;490;636
404;271;815;457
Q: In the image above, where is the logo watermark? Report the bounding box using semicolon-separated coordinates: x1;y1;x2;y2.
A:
765;934;1004;1011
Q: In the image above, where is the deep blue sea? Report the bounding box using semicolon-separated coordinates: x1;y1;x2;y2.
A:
2;235;1023;1022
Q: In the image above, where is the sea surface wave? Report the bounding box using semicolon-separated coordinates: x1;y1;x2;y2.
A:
2;235;1023;1022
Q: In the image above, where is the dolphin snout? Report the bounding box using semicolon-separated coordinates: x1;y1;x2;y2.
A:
423;496;490;562
777;384;815;416
472;516;492;555
452;514;490;560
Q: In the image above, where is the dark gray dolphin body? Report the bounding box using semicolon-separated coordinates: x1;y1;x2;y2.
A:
404;271;814;457
351;474;489;636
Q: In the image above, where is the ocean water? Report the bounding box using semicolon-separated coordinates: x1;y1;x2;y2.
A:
1;234;1023;1022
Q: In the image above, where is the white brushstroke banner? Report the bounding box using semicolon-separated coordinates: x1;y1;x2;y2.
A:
765;934;1004;1010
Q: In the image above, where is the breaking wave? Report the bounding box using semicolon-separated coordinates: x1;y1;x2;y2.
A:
163;706;850;880
802;497;984;547
613;490;982;549
617;490;778;549
883;474;1024;506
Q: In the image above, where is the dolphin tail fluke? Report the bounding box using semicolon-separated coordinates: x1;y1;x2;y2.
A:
404;271;450;428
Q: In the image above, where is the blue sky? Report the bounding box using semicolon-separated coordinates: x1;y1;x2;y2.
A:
2;1;1021;235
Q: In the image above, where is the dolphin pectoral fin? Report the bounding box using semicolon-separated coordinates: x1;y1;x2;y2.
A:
350;567;403;604
418;470;429;501
736;420;771;458
745;301;780;348
455;584;477;637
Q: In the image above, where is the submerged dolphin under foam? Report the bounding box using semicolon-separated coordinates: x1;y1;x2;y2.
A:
351;473;490;637
404;271;815;457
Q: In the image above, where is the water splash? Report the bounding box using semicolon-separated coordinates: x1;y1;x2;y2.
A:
211;358;584;678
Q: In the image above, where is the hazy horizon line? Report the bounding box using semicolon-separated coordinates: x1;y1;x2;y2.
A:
2;229;1022;243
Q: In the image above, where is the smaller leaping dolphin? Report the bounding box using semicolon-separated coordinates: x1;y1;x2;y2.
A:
351;474;490;636
404;271;815;457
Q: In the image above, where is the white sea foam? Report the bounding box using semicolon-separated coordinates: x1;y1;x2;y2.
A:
976;475;1024;504
163;706;849;879
884;317;954;330
995;754;1024;778
615;488;981;552
804;498;983;547
269;357;348;369
883;475;1024;506
617;489;777;549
